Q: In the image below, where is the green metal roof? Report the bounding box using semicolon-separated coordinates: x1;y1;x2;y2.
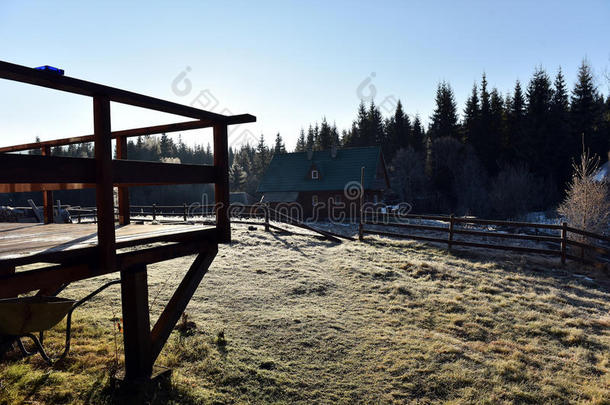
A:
257;146;387;193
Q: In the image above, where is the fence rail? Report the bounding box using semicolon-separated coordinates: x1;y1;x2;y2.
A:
359;212;609;266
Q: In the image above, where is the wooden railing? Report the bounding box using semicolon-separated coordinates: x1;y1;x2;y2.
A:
359;212;610;266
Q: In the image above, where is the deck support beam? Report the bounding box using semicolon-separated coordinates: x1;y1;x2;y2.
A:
120;263;152;380
116;136;130;225
41;146;54;224
150;245;218;363
214;124;230;243
93;96;116;271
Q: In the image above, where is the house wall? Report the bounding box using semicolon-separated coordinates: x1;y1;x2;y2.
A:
267;190;383;222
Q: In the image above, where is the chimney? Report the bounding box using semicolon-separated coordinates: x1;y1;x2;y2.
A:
307;147;313;160
331;144;337;158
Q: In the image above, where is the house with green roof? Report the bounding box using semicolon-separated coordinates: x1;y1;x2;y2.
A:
257;146;390;219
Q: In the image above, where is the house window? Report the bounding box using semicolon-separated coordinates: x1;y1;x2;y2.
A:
311;169;319;179
312;195;318;205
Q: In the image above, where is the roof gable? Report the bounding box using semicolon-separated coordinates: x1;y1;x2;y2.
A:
257;146;388;193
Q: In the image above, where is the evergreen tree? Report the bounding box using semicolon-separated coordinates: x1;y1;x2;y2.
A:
411;115;424;152
479;73;491;137
549;67;572;189
295;129;306;152
525;67;553;174
571;60;603;157
306;125;315;151
505;80;526;162
318;118;333;150
385;100;411;158
428;81;459;140
254;134;271;178
273;133;286;154
331;123;340;147
462;83;480;144
229;161;246;191
486;87;505;174
368;102;385;146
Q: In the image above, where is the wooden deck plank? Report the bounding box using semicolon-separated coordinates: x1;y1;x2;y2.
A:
0;223;214;261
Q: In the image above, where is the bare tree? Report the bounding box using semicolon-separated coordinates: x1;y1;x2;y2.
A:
558;149;610;236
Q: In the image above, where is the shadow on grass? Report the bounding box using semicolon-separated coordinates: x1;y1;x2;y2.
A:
363;236;609;295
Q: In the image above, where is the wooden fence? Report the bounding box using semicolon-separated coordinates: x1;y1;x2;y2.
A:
359;212;610;266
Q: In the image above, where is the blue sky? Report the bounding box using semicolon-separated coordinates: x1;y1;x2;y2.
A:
0;0;608;150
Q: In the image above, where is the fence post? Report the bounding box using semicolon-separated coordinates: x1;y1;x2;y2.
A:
152;204;157;222
358;167;364;241
183;203;188;222
264;204;270;232
448;214;455;251
560;222;567;265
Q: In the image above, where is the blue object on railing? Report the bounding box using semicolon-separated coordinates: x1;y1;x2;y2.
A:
34;65;65;76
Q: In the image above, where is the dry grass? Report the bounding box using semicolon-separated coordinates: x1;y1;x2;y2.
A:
1;224;609;404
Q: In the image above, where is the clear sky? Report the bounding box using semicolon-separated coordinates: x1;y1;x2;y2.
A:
0;0;609;150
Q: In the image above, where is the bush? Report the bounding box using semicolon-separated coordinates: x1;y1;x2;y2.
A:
557;150;610;236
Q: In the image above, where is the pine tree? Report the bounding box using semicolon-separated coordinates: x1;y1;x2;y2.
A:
386;100;411;157
462;83;480;144
306;125;315;151
318;118;333;150
295;129;306;152
411;115;424;152
505;80;526;162
486;88;505;174
479;73;491;137
525;67;553;174
254;135;270;180
331;123;340;147
428;81;459;140
368;102;385;146
273;133;286;154
549;67;573;189
229;161;246;191
571;59;603;157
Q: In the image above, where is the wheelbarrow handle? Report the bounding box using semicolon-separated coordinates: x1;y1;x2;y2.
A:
17;279;121;365
60;280;121;363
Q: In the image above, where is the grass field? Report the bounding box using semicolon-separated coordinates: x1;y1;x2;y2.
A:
1;224;609;404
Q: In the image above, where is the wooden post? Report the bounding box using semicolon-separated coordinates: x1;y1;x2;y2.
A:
116;136;130;225
183;203;188;222
264;204;270;232
41;146;54;224
561;221;567;265
448;214;455;251
152;204;157;222
120;263;152;381
214;124;230;243
93;96;116;271
358;167;364;241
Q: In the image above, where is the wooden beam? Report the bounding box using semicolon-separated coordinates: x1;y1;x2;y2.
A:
0;239;212;298
0;154;218;188
213;124;230;243
120;263;152;380
112;159;218;185
0;183;93;192
0;115;256;154
150;245;218;362
0;60;249;123
93;96;116;271
116;136;130;225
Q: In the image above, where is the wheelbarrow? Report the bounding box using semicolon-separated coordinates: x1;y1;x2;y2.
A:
0;280;120;365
